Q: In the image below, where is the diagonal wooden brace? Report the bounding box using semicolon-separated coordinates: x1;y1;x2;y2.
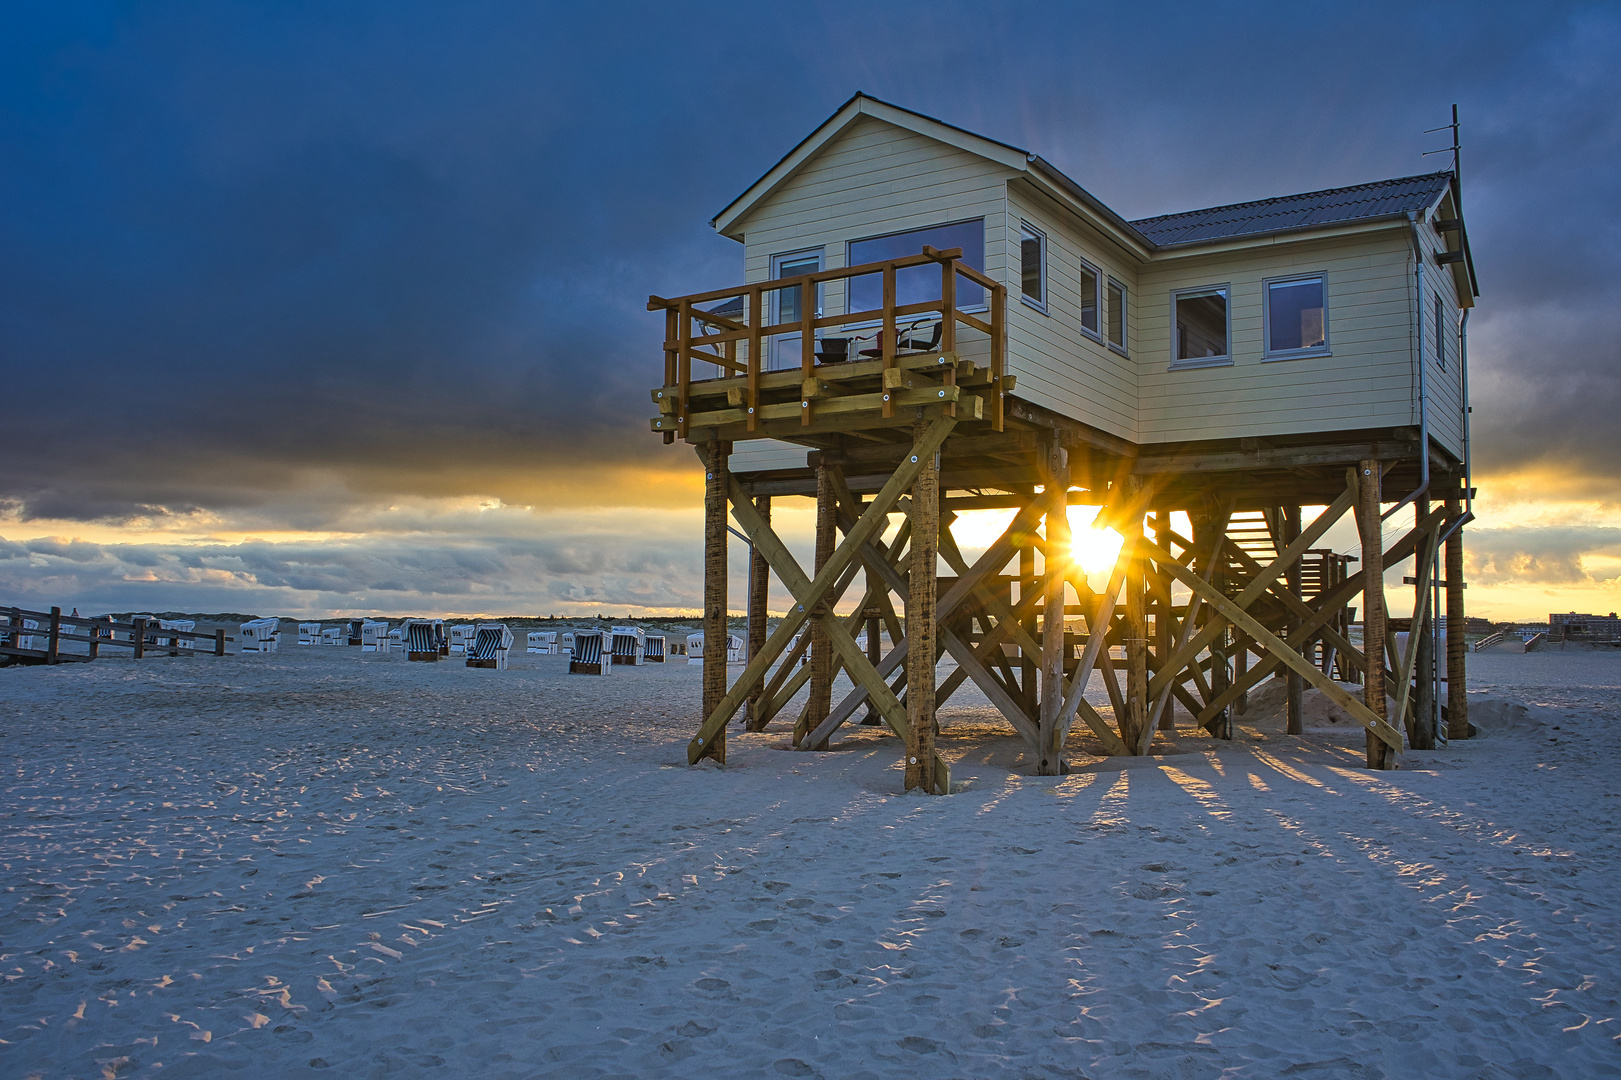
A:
685;417;955;762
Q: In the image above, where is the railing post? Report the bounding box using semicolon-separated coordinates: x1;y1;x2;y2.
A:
940;257;957;417
880;265;896;418
676;300;692;440
88;618;101;660
47;606;61;663
748;286;762;434
662;306;678;445
991;283;1006;431
216;626;226;656
133;617;147;660
800;278;815;426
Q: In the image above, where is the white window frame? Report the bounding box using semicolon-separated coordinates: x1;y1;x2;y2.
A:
1168;284;1233;371
1261;272;1331;362
1106;277;1128;356
1077;258;1103;343
768;247;823;371
1019;220;1047;314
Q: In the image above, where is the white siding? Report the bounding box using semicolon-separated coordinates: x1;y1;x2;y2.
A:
1135;229;1432;448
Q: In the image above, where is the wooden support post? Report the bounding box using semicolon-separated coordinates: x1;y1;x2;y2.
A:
1284;505;1304;735
1123;479;1149;752
215;627;226;657
1153;512;1175;732
88;619;101;660
746;494;772;731
905;417;940;793
699;439;730;763
132;617;147;660
1446;493;1470;740
1356;461;1393;769
1019;539;1037;723
805;465;837;749
47;606;61;664
1233;630;1247;714
1412;494;1437;750
1037;442;1070;775
862;597;883;725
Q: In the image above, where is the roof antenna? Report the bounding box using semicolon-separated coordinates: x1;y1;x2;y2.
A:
1423;104;1461;182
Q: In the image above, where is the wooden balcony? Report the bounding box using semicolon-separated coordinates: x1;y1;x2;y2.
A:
648;246;1006;444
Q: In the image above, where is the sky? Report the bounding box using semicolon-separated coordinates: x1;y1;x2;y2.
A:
1;0;1618;622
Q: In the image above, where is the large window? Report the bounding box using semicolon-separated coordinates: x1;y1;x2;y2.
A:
1171;286;1231;367
1078;260;1101;339
1020;221;1046;310
1264;275;1328;359
1107;278;1127;353
847;219;985;314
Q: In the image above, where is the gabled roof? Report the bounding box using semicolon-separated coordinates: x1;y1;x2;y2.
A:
1129;173;1453;247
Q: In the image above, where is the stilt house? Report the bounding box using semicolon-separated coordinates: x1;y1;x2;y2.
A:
652;94;1477;787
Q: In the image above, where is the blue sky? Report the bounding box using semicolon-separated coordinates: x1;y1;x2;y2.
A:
2;1;1618;619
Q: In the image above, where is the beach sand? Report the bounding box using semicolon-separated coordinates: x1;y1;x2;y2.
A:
2;643;1618;1078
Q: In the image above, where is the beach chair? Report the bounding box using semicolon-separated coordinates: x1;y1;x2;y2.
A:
644;634;666;662
298;622;322;645
686;633;705;665
345;619;366;646
361;621;390;652
321;626;344;646
527;630;558;654
611;626;645;665
388;628;404;652
728;633;745;662
158;618;197;651
466;623;514;670
405;619;442;662
561;631;575;654
569;629;612;675
239;618;281;653
449;624;476;654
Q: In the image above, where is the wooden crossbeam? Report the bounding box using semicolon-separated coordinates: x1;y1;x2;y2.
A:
685;417;955;762
1390;524;1443;731
1139;537;1404;752
1053;529;1134;757
1143;505;1232;748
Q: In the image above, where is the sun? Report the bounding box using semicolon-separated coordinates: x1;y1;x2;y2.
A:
1067;511;1125;578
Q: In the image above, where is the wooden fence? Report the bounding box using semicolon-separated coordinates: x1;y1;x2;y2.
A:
1;606;232;666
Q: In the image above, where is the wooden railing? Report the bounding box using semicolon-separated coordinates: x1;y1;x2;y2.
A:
2;605;232;665
647;246;1006;440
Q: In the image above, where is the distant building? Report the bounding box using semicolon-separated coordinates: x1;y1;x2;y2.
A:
1434;616;1494;636
1549;612;1621;638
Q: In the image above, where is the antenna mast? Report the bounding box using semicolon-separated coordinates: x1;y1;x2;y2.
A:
1423;104;1461;185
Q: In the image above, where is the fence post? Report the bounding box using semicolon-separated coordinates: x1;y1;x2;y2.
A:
47;606;61;663
216;627;226;656
133;617;147;660
88;618;101;660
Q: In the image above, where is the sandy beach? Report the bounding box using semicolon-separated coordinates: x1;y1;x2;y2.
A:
2;643;1618;1078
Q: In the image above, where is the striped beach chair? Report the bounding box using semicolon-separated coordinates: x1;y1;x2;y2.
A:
610;626;645;665
345;619;366;646
569;629;612;675
466;623;513;670
405;619;442;662
644;634;666;662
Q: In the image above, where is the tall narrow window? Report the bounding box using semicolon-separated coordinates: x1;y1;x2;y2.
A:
1434;295;1447;370
1078;261;1101;338
1020;222;1046;309
1171;286;1230;367
1264;275;1328;360
1107;278;1127;352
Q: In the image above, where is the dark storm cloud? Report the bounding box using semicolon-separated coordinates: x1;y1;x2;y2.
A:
1;0;1617;526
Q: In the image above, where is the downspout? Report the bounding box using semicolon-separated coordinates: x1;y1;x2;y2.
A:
1439;306;1474;542
1385;213;1430;521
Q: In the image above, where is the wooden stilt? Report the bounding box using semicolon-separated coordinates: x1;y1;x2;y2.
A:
1019;540;1037;724
1233;630;1248;714
745;494;772;731
1037;442;1070;775
1445;492;1470;740
1153;512;1176;733
805;464;837;749
1412;494;1437;750
699;438;731;763
862;590;882;725
1355;461;1393;769
1122;478;1149;753
905;416;941;792
1284;504;1304;735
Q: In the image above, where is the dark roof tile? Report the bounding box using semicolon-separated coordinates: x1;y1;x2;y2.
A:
1129;173;1452;247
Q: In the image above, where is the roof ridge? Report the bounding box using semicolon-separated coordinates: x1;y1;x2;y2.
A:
1129;171;1453;226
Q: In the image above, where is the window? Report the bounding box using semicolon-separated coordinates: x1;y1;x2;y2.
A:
1264;275;1328;359
1171;286;1231;368
769;249;822;371
1019;222;1046;310
847;219;985;314
1078;260;1101;339
1434;295;1447;370
1106;278;1127;352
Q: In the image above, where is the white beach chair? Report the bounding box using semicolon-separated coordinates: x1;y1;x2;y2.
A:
158;618;197;651
321;626;344;646
448;624;476;654
466;623;513;670
405;619;443;662
239;618;281;653
686;633;705;665
361;621;390;652
527;630;558;655
728;633;745;663
298;622;322;645
610;626;645;666
644;634;666;662
388;628;404;653
569;629;612;675
561;631;575;653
